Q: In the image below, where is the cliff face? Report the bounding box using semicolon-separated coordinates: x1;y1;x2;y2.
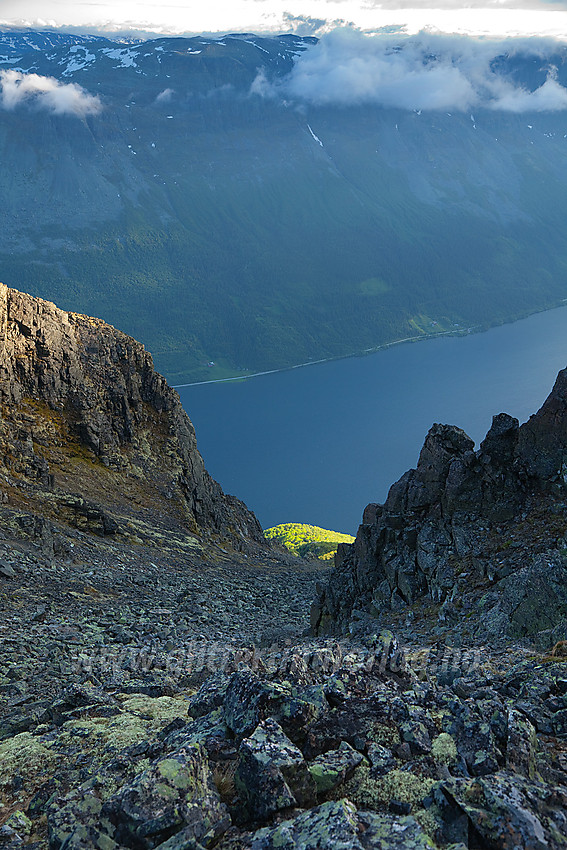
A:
312;369;567;646
0;283;266;551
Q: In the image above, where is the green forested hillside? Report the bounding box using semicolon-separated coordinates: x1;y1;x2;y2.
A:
264;524;355;560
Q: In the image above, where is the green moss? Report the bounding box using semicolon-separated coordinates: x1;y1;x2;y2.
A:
431;733;458;766
0;733;60;790
60;715;149;752
368;723;401;748
340;763;435;812
414;804;444;840
119;695;190;723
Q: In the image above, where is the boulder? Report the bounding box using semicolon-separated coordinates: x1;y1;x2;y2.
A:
102;743;230;849
235;718;316;822
308;741;363;795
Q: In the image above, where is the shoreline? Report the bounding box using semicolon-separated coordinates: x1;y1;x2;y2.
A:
172;300;567;389
171;328;470;389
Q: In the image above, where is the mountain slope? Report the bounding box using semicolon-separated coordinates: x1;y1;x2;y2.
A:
2;33;567;381
1;279;567;848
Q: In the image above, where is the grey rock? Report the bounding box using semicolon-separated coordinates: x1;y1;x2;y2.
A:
313;367;567;640
102;743;230;849
307;741;363;794
235;718;316;822
481;553;567;642
0;560;16;578
506;709;538;780
441;772;567;850
0;282;266;552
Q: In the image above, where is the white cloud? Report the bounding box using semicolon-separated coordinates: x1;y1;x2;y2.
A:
252;28;567;112
0;69;101;115
155;87;174;103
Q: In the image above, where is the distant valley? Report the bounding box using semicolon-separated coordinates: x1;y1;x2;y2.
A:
2;29;567;382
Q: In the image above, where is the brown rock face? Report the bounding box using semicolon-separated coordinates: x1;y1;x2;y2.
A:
313;367;567;642
0;283;266;551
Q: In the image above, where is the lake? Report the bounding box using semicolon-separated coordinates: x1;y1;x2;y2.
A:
177;307;567;534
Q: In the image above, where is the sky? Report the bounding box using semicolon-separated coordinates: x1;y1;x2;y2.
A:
3;0;567;40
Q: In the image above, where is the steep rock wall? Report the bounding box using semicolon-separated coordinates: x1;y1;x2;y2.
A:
0;283;265;550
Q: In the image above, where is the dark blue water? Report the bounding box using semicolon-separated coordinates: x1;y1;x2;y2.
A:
177;307;567;533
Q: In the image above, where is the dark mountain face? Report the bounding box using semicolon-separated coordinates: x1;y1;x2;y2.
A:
312;369;567;647
0;282;267;553
2;32;567;381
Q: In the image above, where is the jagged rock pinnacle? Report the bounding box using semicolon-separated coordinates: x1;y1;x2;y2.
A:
313;367;567;645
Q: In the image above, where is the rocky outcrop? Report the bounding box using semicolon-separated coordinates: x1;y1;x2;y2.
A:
0;283;265;551
312;368;567;643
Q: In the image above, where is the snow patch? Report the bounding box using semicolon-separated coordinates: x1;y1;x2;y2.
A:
61;46;96;76
307;123;323;147
241;39;270;55
102;47;139;68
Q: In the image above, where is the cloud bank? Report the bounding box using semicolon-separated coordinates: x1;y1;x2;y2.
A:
253;29;567;113
0;70;102;115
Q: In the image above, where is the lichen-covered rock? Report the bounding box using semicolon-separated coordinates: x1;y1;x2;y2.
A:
186;675;230;719
0;810;33;845
223;671;326;744
235;718;316;822
250;799;361;849
102;742;230;849
308;741;363;795
303;694;399;760
441;772;567;850
441;701;499;777
44;682;120;726
249;799;436;850
356;810;437;849
506;709;538;780
366;743;397;777
48;773;131;850
58;826;121;850
163;709;232;762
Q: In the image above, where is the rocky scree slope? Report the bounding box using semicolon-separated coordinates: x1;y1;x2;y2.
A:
0;288;567;848
0;282;266;552
313;367;567;647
